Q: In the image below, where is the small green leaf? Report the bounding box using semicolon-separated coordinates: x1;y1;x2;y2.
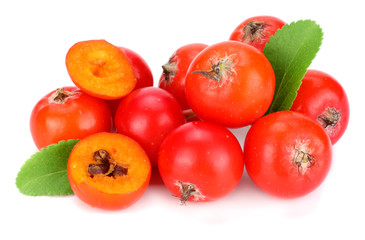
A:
264;20;323;114
16;139;79;196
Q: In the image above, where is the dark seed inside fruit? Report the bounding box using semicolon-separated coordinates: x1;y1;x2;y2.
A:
88;149;128;178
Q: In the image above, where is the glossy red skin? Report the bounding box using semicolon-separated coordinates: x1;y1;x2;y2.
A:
159;43;208;110
244;111;332;198
158;121;244;202
106;47;154;118
119;47;154;89
185;41;275;128
30;86;112;149
229;15;285;52
291;70;350;145
114;87;186;167
67;132;151;210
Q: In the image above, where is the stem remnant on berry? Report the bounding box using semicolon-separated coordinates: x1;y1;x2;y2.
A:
242;21;270;43
161;53;178;83
290;145;317;176
48;88;73;104
175;180;205;204
192;55;236;86
317;107;341;129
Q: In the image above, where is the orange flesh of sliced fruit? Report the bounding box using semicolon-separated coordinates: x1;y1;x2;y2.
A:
66;40;136;99
68;132;150;194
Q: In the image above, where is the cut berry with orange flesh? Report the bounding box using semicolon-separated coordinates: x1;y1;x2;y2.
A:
67;132;151;210
66;40;136;100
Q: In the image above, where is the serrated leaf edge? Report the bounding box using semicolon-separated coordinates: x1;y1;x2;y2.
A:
264;19;323;114
16;139;79;196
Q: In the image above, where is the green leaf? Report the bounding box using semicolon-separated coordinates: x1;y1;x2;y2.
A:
264;20;323;114
16;139;79;196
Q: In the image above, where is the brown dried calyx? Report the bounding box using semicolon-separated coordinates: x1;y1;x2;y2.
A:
317;107;341;129
242;21;270;43
176;180;205;204
88;149;128;178
290;146;317;176
161;54;177;83
192;55;235;84
48;88;73;104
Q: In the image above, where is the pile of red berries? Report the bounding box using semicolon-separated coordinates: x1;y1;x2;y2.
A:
29;16;349;210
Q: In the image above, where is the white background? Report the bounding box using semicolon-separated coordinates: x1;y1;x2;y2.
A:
2;0;364;239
